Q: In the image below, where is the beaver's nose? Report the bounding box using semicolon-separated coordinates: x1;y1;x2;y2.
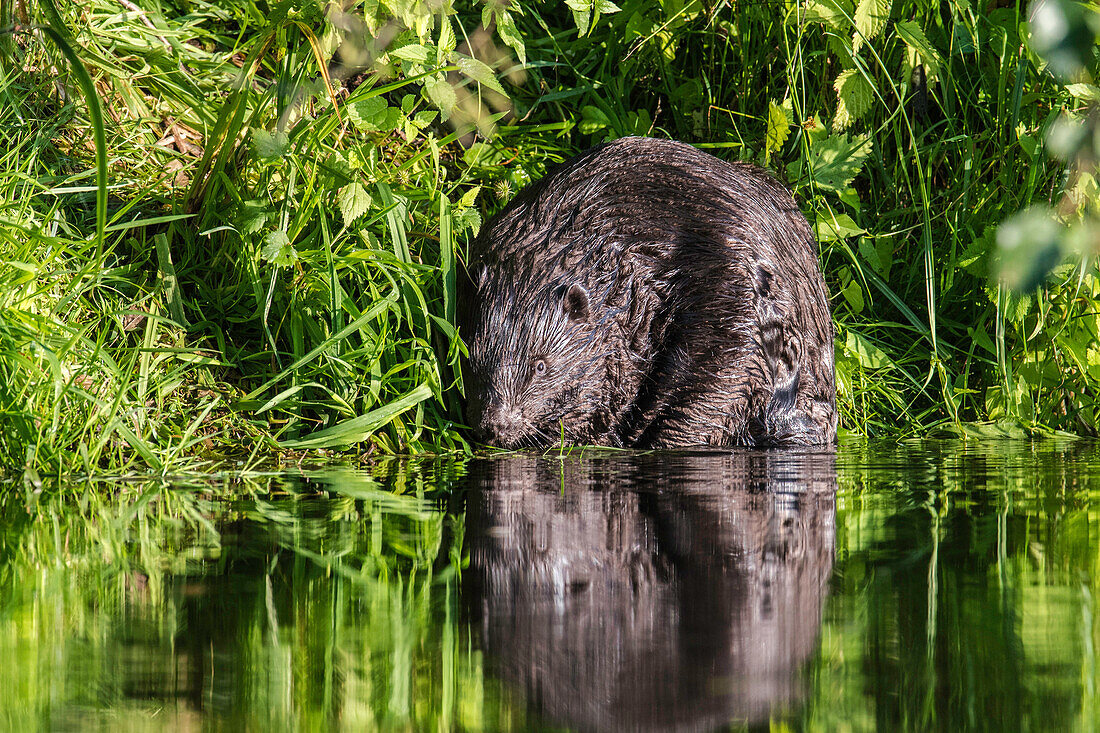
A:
477;404;525;447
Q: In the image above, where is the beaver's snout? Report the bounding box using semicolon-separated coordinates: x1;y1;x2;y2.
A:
470;400;527;448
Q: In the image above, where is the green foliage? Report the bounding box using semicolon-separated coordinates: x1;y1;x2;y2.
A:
0;0;544;471
2;0;1100;473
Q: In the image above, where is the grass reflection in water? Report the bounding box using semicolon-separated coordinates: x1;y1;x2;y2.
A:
1;440;1099;731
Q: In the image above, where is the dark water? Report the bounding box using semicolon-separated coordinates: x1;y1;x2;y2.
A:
2;440;1099;731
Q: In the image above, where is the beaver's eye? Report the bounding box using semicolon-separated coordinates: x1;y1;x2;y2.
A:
534;358;547;376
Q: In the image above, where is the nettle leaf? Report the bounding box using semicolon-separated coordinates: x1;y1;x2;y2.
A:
852;0;890;53
455;207;482;236
566;0;593;35
765;101;791;162
803;0;853;29
1005;290;1033;324
826;33;858;69
456;55;506;95
458;185;481;209
261;230;296;267
833;69;874;130
425;76;458;118
391;43;431;64
895;20;941;82
1066;83;1100;101
337;182;373;227
438;15;457;57
363;0;383;34
492;9;525;65
795;133;873;192
957;232;992;277
348;97;402;132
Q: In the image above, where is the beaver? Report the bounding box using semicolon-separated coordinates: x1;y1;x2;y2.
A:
459;136;836;449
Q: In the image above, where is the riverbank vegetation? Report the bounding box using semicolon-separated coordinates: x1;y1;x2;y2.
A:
2;0;1097;474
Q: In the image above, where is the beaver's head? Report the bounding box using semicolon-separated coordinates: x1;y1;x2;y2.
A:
462;273;615;449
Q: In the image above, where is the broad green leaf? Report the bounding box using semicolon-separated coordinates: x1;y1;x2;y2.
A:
348;96;401;132
841;279;865;313
794;133;873;192
456;55;506;95
857;236;891;276
1088;344;1100;370
238;199;271;235
967;326;997;356
895;20;941;82
337;182;373;227
463;142;506;168
391;43;432;64
458;185;481;209
852;0;890;52
833;69;874;129
425;76;458;118
1066;83;1100;101
438;14;457;56
455;207;482;236
566;0;593;36
261;230;296;267
253;129;288;159
802;0;853;29
814;212;865;241
1004;290;1033;324
494;10;525;65
627;108;652;135
845;330;888;369
566;0;621;36
765;101;791;162
579;105;612;134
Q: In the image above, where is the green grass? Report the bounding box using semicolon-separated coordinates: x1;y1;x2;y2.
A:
1;0;1097;475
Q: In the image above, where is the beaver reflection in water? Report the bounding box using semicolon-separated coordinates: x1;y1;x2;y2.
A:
459;136;836;448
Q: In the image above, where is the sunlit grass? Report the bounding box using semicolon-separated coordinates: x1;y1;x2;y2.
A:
1;0;1097;475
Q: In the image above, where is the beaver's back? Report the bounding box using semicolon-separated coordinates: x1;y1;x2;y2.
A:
462;136;836;448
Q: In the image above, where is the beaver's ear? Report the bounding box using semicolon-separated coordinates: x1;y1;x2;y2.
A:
562;283;589;322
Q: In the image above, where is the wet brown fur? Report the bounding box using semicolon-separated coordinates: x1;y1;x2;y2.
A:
459;137;837;449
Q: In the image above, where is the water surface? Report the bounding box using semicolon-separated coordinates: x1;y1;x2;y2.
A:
1;440;1098;731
